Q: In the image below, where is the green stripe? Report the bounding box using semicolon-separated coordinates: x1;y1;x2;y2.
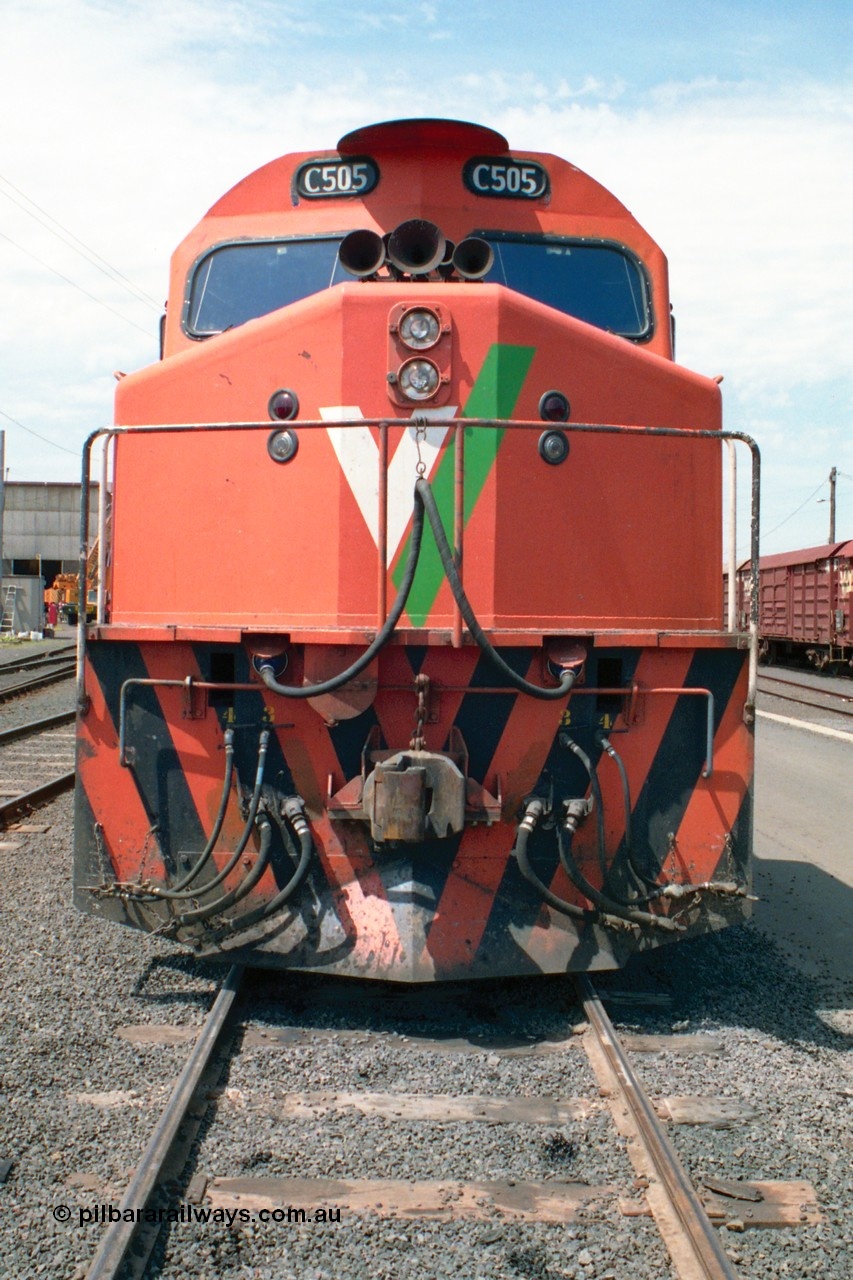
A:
395;343;536;625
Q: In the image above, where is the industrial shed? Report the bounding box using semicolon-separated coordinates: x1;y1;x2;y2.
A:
1;481;99;632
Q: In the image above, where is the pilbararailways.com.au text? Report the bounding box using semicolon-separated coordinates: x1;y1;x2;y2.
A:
54;1204;341;1228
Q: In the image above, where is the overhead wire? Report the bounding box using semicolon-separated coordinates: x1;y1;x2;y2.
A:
735;473;837;560
0;173;161;311
0;230;154;338
0;407;80;457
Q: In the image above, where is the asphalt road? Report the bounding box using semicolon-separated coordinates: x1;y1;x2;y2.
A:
753;678;852;988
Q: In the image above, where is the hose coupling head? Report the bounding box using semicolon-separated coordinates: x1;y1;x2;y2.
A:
519;796;547;834
562;796;593;834
282;794;309;837
660;879;752;900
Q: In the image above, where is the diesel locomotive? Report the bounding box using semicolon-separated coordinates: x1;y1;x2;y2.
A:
73;118;759;981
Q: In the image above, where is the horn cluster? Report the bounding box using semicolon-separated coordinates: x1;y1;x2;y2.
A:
339;220;493;282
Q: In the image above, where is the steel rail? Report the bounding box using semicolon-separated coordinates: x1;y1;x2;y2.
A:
757;687;853;719
85;965;244;1280
0;770;76;827
0;644;77;675
758;674;853;712
0;663;76;702
576;975;739;1280
0;710;76;746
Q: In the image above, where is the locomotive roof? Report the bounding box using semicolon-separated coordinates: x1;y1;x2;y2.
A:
338;118;509;154
201;117;636;224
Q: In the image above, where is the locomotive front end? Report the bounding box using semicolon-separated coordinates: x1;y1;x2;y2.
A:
73;119;756;981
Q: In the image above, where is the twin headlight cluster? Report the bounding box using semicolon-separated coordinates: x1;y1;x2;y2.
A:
266;216;571;463
387;302;450;406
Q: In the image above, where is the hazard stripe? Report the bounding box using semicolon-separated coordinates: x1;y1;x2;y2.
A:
371;647;481;754
546;649;695;905
88;639;213;868
138;643;258;869
607;649;744;885
263;693;405;970
423;652;571;974
673;655;752;873
76;652;166;881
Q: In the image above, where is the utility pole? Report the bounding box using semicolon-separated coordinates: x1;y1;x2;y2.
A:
829;466;837;543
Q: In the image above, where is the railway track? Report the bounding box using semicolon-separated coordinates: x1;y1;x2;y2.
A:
757;673;853;720
0;642;77;676
0;659;77;703
78;971;822;1280
0;711;76;827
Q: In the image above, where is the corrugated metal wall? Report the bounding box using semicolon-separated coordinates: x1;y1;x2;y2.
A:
1;482;99;569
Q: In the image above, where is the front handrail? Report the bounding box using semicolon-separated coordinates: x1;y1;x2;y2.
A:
78;418;760;718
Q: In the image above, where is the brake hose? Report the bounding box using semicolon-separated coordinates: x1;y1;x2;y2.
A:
556;821;681;931
257;484;425;698
595;731;672;898
170;811;275;928
205;796;315;943
142;729;235;898
415;478;579;700
122;731;270;903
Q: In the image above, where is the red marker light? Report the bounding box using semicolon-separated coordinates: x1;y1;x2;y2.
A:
268;388;299;421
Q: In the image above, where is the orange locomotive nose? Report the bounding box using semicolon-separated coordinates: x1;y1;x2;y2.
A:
72;118;756;981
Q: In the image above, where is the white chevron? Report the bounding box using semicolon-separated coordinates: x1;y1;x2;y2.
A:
321;406;458;558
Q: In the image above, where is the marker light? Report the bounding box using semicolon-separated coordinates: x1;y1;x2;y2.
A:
399;308;441;350
538;430;570;466
267;428;299;463
538;390;570;422
268;388;299;421
398;358;440;401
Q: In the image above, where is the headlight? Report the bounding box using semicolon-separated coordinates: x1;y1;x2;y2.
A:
538;429;570;466
398;307;441;350
398;358;440;401
267;428;299;463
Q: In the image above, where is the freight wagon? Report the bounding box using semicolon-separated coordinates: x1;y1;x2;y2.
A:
729;541;853;670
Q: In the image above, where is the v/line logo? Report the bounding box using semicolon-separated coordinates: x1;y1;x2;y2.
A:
322;406;457;561
321;343;536;627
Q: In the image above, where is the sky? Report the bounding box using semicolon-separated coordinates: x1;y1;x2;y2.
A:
0;0;851;557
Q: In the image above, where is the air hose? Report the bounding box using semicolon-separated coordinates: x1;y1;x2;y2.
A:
257;484;426;698
513;798;632;930
132;731;270;905
513;799;594;922
168;811;275;929
415;478;578;699
562;734;667;909
556;821;682;932
135;729;236;899
595;731;672;899
205;795;315;943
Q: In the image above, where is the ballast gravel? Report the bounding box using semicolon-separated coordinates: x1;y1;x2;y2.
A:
0;654;849;1279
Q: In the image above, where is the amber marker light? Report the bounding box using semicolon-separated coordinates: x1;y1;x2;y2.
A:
267;429;299;463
